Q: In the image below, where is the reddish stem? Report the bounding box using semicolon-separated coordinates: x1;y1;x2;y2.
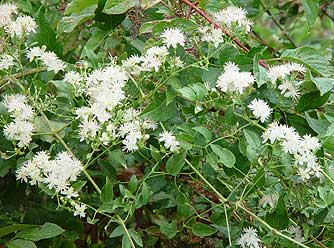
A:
180;0;269;70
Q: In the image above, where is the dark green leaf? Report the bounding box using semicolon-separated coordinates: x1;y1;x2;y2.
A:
192;223;217;238
295;91;330;112
17;223;64;241
166;151;186;176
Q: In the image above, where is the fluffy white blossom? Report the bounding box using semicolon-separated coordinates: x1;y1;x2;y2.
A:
122;54;142;75
199;26;224;48
0;3;17;27
288;226;305;243
159;131;180;152
216;62;255;94
0;55;15;70
2;94;34;147
73;202;87;218
237;227;262;248
79;119;100;141
267;63;305;84
248;99;272;123
16;151;83;194
26;46;65;73
161;28;185;48
140;46;169;72
5;15;37;38
262;122;321;181
278;80;300;99
214;6;252;32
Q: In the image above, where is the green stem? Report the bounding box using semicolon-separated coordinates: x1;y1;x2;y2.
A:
117;215;136;248
234;112;266;131
185;158;310;248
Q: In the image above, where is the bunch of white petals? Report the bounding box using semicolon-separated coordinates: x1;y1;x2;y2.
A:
0;3;17;27
5;15;37;38
159;131;180;152
216;62;255;94
237;227;262;248
2;94;34;147
214;6;252;32
248;98;272;123
0;55;15;70
262;122;321;181
26;46;65;73
267;63;305;83
63;71;84;94
160;28;185;48
199;26;224;48
16;151;83;195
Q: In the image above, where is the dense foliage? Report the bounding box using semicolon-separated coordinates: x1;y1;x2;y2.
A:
1;0;334;247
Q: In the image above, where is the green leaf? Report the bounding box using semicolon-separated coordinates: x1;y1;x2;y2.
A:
210;144;236;168
58;0;98;33
122;234;131;248
128;229;143;246
33;116;67;143
109;226;124;238
103;0;139;15
318;186;334;206
295;91;330;112
166;151;186;176
179;86;196;101
152;19;197;34
159;221;178;239
193;126;212;143
141;95;177;121
135;182;153;208
192;223;217;238
265;195;289;230
281;46;333;77
305;114;330;135
17;223;64;241
301;0;319;26
243;129;261;149
7;239;37;248
0;224;37;238
108;149;127;168
141;0;161;9
100;177;113;204
82;28;109;54
311;77;334;96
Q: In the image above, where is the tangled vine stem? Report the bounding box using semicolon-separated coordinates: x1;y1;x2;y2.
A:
179;0;269;70
185;159;310;248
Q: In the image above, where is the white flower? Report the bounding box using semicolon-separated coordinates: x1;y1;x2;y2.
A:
4;120;34;148
214;6;252;32
278;80;300;99
267;63;305;84
288;226;305;243
281;132;301;154
237;227;262;248
39;51;65;73
140;46;169;72
0;3;17;27
64;71;83;85
248;99;272;123
216;62;255;94
161;28;185;48
259;193;279;208
199;26;224;48
79;119;100;141
122;54;142;75
73;202;86;218
298;167;311;181
0;55;15;70
26;46;45;62
63;187;79;199
159;131;180;152
6;15;37;38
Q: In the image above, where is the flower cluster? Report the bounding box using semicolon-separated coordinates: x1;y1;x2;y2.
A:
216;62;255;94
199;26;224;48
267;63;306;99
63;71;84;94
16;151;83;196
0;3;17;27
5;15;37;38
27;46;65;73
0;3;37;38
2;94;34;148
214;6;252;32
161;28;185;48
237;227;262;248
0;54;15;70
158;131;180;152
288;226;305;243
262;122;321;181
248;98;272;123
122;46;169;74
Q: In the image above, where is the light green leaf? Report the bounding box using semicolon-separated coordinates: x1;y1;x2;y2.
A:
193;126;212;143
192;223;217;238
0;225;37;238
33;116;67;143
17;223;64;241
210;144;236;168
311;77;334;96
243;129;261;149
281;46;333;77
166;151;186;176
159;221;178;239
103;0;139;15
100;178;113;204
301;0;319;26
141;0;162;9
7;239;37;248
